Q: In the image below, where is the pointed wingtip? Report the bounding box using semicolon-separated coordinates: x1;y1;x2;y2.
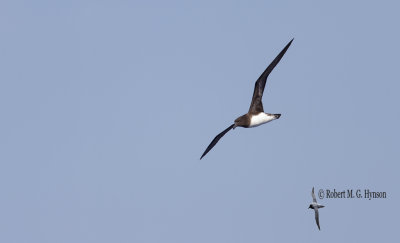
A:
277;38;293;55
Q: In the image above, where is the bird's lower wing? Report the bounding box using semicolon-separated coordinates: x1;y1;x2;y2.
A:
315;209;320;230
200;124;235;159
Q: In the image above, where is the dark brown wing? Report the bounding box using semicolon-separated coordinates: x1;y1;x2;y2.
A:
200;124;235;160
249;39;293;113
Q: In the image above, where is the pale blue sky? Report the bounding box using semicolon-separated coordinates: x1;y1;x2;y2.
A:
1;1;399;242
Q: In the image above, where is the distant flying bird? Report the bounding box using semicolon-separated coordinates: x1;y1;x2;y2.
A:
200;39;293;159
308;187;325;230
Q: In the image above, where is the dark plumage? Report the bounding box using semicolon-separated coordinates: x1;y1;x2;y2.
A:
200;39;293;159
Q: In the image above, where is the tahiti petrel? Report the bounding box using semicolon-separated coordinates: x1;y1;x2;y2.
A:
200;39;293;159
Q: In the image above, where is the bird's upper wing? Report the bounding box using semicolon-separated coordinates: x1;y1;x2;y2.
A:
249;39;293;114
200;124;235;159
312;187;317;203
314;209;321;230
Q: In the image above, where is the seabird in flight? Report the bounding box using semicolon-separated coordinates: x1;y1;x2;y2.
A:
200;39;293;159
308;187;325;230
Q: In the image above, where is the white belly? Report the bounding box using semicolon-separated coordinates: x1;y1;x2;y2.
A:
249;113;276;127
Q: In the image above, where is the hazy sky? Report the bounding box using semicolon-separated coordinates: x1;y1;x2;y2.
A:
1;1;399;242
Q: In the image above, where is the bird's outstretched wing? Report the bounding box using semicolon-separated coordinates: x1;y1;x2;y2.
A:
314;209;321;230
249;39;293;114
200;124;235;160
312;187;317;203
